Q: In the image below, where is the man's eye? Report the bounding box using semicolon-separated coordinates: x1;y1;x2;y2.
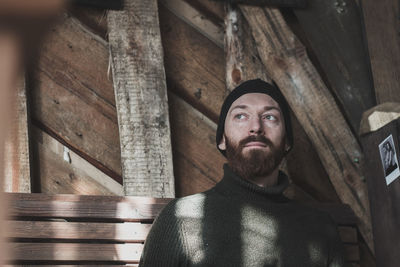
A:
263;114;277;121
234;114;246;120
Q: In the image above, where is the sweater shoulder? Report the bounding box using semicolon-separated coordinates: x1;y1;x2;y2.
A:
160;190;216;220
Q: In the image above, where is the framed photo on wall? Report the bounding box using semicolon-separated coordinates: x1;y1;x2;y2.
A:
379;134;400;185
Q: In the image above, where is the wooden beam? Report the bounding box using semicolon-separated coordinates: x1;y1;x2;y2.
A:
240;5;373;251
159;0;224;48
293;0;376;133
361;0;400;103
30;14;122;181
159;4;226;121
3;75;31;193
183;0;225;23
31;125;123;196
107;0;175;197
211;0;307;8
168;92;225;196
225;4;272;90
69;6;108;39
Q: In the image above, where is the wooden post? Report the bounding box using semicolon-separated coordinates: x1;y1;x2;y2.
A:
239;5;373;251
360;103;400;266
107;0;175;197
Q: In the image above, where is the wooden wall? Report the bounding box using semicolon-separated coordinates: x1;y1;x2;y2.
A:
19;0;386;265
28;1;342;203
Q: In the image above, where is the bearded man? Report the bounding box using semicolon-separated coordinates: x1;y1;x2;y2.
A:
139;79;344;267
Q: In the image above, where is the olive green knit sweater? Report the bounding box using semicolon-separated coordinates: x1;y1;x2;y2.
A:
139;164;344;267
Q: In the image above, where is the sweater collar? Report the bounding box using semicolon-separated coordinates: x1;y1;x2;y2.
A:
214;164;290;202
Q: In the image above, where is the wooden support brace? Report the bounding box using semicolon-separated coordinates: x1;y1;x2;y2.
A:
107;0;175;197
239;5;373;251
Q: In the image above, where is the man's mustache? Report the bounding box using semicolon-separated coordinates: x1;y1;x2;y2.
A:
238;135;274;148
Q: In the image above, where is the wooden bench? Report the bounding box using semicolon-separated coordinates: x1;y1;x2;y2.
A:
5;193;361;266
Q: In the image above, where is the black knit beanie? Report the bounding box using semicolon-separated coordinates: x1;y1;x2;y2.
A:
216;79;293;156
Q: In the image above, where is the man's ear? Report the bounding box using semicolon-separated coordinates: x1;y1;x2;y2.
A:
218;135;226;151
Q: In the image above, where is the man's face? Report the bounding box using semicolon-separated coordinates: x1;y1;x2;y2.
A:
218;93;287;179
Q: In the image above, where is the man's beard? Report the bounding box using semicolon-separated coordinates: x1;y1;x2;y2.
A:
225;134;286;181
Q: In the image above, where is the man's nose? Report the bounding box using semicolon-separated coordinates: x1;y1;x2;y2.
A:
249;117;263;135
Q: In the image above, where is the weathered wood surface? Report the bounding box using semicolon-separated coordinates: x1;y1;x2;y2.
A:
359;102;400;135
6;193;172;221
338;226;358;243
69;6;108;40
7;220;150;242
210;0;307;7
160;0;224;48
285;114;340;202
108;0;175;197
225;5;272;90
8;243;143;263
168;92;225;196
159;4;226;122
360;117;400;267
4;76;31;193
6;193;169;264
31;126;123;195
4;263;139;267
240;6;372;250
183;0;225;24
361;0;400;103
294;0;376;133
30;14;121;181
0;32;21;267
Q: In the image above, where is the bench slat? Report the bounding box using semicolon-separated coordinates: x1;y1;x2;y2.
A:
8;243;143;263
7;221;151;242
6;193;172;221
6;265;138;267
